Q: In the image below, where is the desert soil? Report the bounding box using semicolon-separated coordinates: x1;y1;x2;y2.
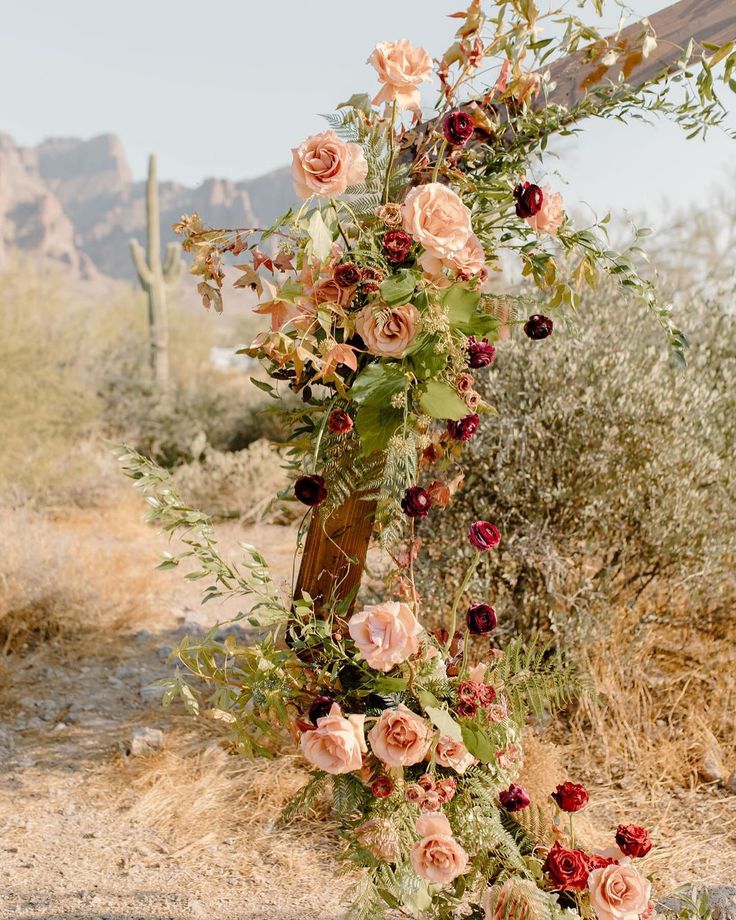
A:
0;502;734;919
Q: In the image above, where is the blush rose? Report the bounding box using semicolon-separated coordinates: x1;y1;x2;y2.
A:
368;704;432;767
434;736;476;774
402;183;473;261
348;601;422;672
291;130;368;199
410;812;469;884
368;39;433;111
588;862;652;920
355;303;419;357
300;703;367;774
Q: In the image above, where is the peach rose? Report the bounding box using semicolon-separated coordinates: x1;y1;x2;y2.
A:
411;812;468;884
349;601;422;671
402;183;473;260
434;736;476;774
291;130;368;199
588;862;652;920
355;303;418;357
368;705;432;767
419;232;486;279
526;187;564;236
300;704;367;775
369;39;433;111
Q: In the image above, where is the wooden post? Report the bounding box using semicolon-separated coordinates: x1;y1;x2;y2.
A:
294;0;736;614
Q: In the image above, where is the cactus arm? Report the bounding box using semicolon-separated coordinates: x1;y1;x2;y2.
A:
162;242;184;285
129;238;153;287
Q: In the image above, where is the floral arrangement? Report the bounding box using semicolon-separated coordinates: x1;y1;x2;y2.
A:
123;2;735;918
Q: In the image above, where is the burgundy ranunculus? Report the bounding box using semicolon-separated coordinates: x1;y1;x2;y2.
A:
456;699;478;719
334;262;362;288
447;412;480;441
457;680;480;704
466;336;496;369
551;781;589;813
615;824;653;858
542;842;590;891
360;266;384;292
524;314;554;340
294;474;327;506
466;603;498;636
383;229;413;264
499;783;531;812
477;683;497;707
327;408;353;434
468;521;501;551
443;110;475;146
308;695;334;725
371;775;394;799
400;486;432;518
514;181;544;219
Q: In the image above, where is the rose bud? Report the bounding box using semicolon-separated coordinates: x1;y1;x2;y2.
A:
401;485;432;518
499;783;531;812
360;266;384;292
466;336;496;369
308;695;334;725
420;791;442;812
437;777;457;803
551;781;589;813
334;262;362;288
456;699;478;719
443;110;475;146
371;775;394;799
466;603;497;635
327;408;353;434
468;521;501;551
417;774;436;792
514;181;544;219
294;474;327;506
383;229;413;264
524;314;554;340
615;824;653;858
405;783;425;804
456;372;474;395
447;413;480;441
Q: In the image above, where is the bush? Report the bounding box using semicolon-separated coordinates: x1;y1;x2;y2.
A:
415;287;735;646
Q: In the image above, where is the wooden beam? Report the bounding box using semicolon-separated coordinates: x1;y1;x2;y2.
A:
293;0;736;616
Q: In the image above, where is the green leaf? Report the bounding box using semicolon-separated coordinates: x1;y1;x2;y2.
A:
425;705;463;743
349;362;406;406
355;404;403;455
307;210;333;261
419;380;468;420
407;334;447;380
337;92;373;116
443;283;481;326
461;723;496;763
379;269;418;306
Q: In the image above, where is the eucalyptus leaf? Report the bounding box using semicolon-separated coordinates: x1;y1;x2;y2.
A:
425;704;463;743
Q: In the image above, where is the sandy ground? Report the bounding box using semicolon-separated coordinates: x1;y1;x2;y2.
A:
0;503;734;919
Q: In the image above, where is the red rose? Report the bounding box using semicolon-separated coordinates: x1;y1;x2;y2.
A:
294;474;327;506
466;603;497;636
383;229;413;263
371;775;394;798
447;412;480;441
551;781;589;813
333;262;362;288
499;783;530;812
514;181;544;218
468;521;501;551
615;824;653;859
542;842;590;891
327;408;353;434
443;110;475;146
400;486;432;518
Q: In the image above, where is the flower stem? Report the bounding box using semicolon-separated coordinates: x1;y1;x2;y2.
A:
431;139;448;183
382;101;398;204
569;812;576;849
444;550;481;655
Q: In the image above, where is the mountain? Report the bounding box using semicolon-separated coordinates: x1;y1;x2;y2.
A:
0;132;293;279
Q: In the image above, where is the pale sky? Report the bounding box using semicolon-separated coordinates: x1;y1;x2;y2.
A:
1;0;734;224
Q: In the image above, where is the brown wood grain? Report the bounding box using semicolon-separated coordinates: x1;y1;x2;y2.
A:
293;0;736;616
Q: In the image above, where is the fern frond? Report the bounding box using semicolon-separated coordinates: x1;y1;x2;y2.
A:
280;771;329;823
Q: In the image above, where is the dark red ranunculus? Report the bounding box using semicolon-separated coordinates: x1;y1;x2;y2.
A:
468;521;501;551
371;775;394;798
443;110;475;146
360;266;384;292
294;474;327;506
542;842;590;891
514;181;544;219
308;695;334;725
457;680;480;704
383;229;413;264
615;824;653;858
551;781;589;813
499;783;530;812
466;336;496;369
456;699;478;719
333;262;362;288
400;486;432;518
327;408;354;434
447;412;480;441
524;314;554;340
466;603;498;636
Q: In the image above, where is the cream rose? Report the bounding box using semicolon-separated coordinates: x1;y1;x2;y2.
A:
410;811;468;884
526;187;564;236
355;303;418;357
300;704;366;775
419;232;486;279
291;130;368;199
368;704;432;767
434;736;476;774
349;601;422;671
588;863;652;920
368;39;433;111
402;183;473;260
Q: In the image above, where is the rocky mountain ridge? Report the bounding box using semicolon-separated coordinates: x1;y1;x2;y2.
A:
0;132;292;278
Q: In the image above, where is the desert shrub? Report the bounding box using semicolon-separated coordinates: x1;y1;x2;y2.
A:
415;287;735;646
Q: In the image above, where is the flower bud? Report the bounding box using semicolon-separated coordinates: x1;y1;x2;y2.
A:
447;413;480;441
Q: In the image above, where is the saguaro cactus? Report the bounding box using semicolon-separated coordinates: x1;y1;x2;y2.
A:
129;154;183;393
